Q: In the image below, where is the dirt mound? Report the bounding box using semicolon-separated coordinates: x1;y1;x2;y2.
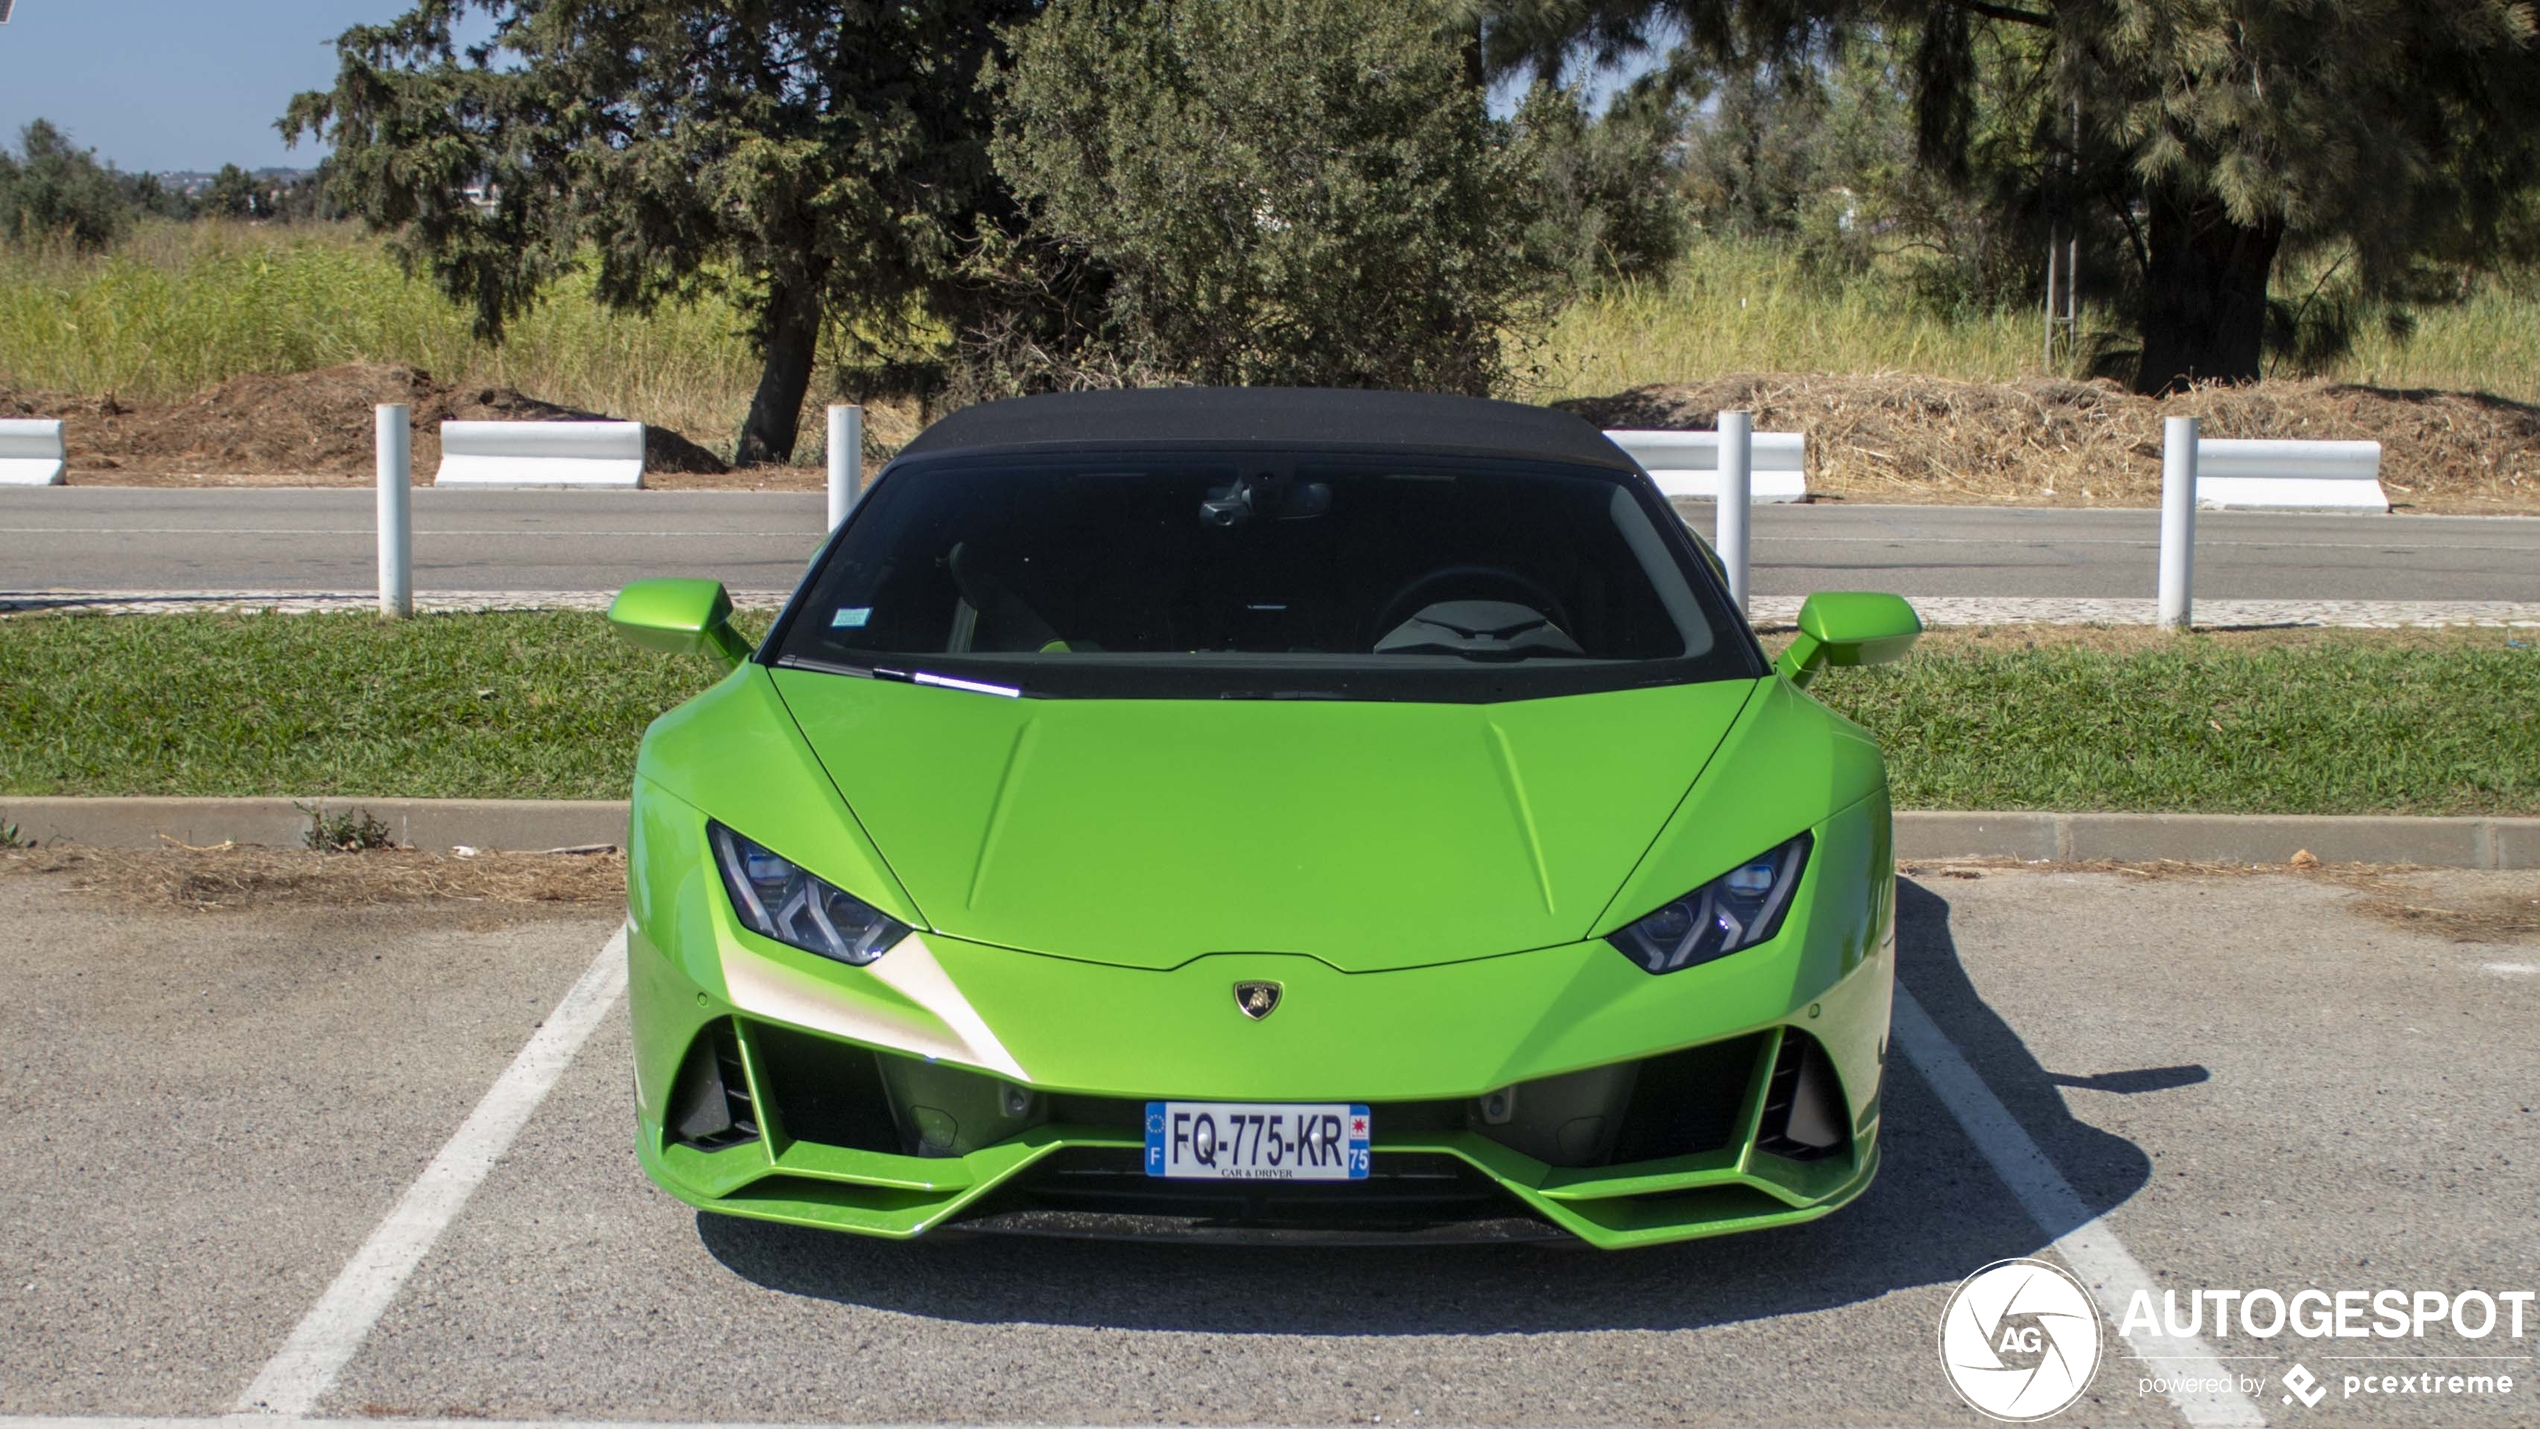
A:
0;362;726;482
1556;374;2540;512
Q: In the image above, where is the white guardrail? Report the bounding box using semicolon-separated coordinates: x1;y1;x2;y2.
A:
0;418;67;486
1604;428;1808;503
2192;438;2387;511
433;420;645;489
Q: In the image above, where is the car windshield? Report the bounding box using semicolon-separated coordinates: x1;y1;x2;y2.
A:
770;449;1761;701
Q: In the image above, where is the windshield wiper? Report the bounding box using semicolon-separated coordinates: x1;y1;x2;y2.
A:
907;669;1022;698
868;666;1024;698
776;653;877;678
778;656;1028;698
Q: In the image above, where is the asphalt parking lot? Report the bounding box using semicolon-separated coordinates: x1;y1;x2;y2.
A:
5;860;2536;1428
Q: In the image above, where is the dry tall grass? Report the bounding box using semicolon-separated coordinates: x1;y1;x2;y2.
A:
0;221;774;455
1535;238;2540;407
6;222;2538;470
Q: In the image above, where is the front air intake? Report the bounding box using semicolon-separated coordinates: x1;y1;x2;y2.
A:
1607;1034;1766;1165
1754;1029;1848;1162
667;1021;760;1152
746;1020;902;1153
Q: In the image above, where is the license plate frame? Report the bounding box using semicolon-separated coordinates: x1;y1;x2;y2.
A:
1143;1101;1370;1180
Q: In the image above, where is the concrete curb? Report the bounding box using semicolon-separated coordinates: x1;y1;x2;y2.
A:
5;797;2539;869
1890;810;2540;868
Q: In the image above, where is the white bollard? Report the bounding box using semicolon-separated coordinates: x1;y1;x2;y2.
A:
826;404;863;531
2158;415;2198;630
377;404;412;619
1716;409;1753;616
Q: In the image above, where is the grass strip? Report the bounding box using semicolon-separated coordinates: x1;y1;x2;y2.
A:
2;614;2535;813
0;611;746;801
1807;627;2540;815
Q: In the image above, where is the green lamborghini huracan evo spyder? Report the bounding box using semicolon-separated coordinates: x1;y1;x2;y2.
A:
608;387;1920;1248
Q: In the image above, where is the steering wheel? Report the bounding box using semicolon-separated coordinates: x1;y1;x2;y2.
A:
1367;565;1571;647
946;542;1061;652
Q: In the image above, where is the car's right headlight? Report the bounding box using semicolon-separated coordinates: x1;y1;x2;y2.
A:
708;820;911;967
1607;832;1811;974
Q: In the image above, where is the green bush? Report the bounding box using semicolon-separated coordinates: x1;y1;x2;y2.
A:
0;120;131;252
985;0;1561;394
1520;84;1688;289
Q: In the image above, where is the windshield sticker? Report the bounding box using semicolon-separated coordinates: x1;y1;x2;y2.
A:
830;607;873;628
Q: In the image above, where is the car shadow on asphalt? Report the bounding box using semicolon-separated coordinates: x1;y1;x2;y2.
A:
697;877;2161;1334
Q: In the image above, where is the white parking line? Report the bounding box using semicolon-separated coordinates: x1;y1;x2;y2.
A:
230;930;629;1418
1891;985;2268;1428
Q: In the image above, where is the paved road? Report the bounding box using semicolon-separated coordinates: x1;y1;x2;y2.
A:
0;490;830;597
4;488;2537;603
1713;503;2540;602
7;860;2537;1427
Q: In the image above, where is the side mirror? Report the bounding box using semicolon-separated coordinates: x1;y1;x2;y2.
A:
609;579;752;669
1774;592;1921;689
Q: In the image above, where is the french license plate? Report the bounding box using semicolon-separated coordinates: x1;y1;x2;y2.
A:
1145;1101;1370;1180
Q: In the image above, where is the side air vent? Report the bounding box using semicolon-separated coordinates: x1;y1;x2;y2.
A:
667;1021;760;1152
1754;1029;1848;1162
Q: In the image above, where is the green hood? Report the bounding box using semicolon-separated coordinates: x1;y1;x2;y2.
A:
771;670;1758;973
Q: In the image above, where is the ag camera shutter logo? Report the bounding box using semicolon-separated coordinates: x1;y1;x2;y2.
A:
1940;1258;2105;1421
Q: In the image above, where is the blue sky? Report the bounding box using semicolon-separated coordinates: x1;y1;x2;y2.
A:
0;1;461;172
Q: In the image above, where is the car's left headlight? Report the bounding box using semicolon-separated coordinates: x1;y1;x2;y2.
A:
709;820;911;967
1607;832;1812;974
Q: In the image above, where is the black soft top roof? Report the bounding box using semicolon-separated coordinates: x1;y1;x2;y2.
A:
895;387;1635;471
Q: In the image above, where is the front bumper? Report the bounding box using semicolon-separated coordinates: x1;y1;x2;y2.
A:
626;786;1895;1250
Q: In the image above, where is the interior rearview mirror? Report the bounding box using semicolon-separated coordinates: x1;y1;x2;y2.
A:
1774;592;1921;689
608;578;752;669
